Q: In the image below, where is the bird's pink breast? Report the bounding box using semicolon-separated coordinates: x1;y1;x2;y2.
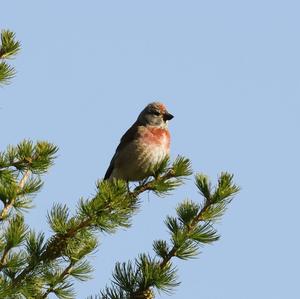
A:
141;127;170;151
111;126;171;181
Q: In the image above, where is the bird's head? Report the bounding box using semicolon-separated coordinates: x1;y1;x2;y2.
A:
137;102;174;127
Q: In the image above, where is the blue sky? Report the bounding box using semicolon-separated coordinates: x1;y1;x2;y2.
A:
1;1;300;298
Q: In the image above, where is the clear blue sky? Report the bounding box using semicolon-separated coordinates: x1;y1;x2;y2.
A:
1;1;299;298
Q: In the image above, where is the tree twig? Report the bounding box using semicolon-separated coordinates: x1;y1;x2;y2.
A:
0;169;31;221
130;170;175;197
160;199;211;268
0;247;10;270
40;261;74;299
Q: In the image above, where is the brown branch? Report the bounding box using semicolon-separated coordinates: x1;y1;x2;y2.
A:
0;170;31;270
130;169;175;197
0;247;10;270
13;217;92;285
0;157;33;171
0;169;31;221
41;218;92;261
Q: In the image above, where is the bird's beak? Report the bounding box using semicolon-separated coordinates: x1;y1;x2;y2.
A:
163;112;174;121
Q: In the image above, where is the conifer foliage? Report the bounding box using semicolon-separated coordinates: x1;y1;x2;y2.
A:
0;30;240;299
0;30;20;85
94;172;239;299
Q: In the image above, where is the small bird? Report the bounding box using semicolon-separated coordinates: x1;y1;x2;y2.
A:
104;102;174;181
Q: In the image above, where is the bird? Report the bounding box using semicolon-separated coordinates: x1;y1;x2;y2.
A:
104;102;174;181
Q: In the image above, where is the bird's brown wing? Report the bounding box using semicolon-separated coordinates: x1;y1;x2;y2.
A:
104;121;140;180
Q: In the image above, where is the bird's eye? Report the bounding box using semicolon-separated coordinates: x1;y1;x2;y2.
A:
151;110;160;116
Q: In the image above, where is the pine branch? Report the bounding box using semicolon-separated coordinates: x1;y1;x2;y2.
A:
0;169;30;221
0;61;16;85
0;29;20;85
160;172;239;268
0;247;10;270
97;172;239;299
131;156;192;197
41;261;74;299
0;140;58;173
158;200;212;268
10;157;192;293
0;141;58;222
11;180;144;284
0;30;20;59
0;215;28;272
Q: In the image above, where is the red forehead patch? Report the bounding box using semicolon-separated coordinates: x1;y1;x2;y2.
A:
156;103;167;113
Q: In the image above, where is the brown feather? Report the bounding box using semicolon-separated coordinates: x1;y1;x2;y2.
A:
104;120;140;180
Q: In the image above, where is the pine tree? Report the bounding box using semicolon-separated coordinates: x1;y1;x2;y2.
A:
0;30;240;299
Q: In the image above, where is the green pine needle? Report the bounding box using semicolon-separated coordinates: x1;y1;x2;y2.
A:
48;204;70;234
52;281;75;299
165;216;180;236
18;177;43;197
171;156;192;177
135;254;179;293
153;240;169;259
0;178;18;205
65;230;98;261
212;172;240;203
0;61;15;85
189;223;220;244
152;156;170;178
2;251;27;272
200;201;228;221
79;179;140;232
176;200;200;225
113;261;136;292
173;239;199;260
25;231;46;263
151;178;182;196
69;260;93;281
4;215;28;248
0;30;20;59
195;174;212;201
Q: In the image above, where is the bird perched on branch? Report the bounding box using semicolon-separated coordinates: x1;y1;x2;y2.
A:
104;102;174;181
